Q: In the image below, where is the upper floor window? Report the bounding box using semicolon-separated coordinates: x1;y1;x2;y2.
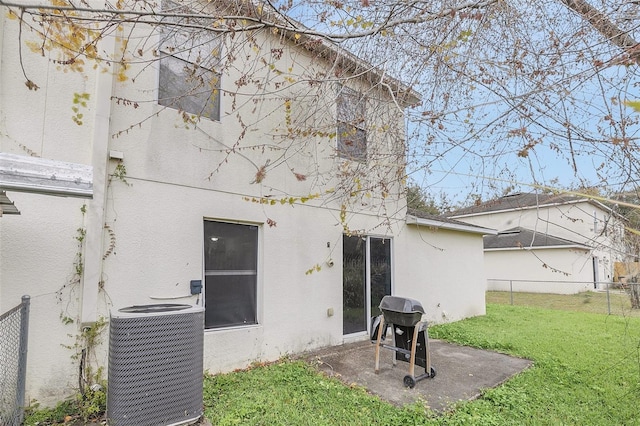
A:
337;86;367;161
158;55;221;121
158;0;221;121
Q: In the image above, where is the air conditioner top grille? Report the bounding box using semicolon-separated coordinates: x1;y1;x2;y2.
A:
117;304;193;314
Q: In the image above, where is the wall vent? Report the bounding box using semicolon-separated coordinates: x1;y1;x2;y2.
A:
107;304;204;426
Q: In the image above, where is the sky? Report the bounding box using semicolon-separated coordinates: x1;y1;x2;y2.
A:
281;1;640;207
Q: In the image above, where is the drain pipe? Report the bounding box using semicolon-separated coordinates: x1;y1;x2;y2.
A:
80;34;115;326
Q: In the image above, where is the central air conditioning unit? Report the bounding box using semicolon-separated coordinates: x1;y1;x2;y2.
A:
107;304;204;426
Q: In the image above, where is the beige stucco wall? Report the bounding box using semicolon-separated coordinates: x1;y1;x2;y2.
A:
0;12;486;405
485;248;594;294
394;225;487;323
0;193;87;403
0;10;101;403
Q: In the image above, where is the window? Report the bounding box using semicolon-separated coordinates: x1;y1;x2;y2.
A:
203;221;258;329
337;86;367;161
158;0;221;121
158;55;220;121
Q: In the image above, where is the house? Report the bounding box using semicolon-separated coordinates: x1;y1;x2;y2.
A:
450;192;629;293
0;1;492;405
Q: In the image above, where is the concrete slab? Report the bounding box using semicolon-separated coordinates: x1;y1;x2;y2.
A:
303;339;532;412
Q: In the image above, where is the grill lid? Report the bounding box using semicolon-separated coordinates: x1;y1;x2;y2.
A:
379;295;424;314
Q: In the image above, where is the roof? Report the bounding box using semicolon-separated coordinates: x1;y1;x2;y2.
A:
483;227;591;251
406;208;497;235
294;32;421;107
208;0;422;106
450;192;616;218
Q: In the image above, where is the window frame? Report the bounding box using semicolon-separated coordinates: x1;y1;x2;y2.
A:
336;86;367;161
157;0;222;121
202;220;260;330
158;52;221;121
342;234;393;336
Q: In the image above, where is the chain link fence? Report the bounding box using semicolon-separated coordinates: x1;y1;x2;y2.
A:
0;296;30;426
487;280;640;316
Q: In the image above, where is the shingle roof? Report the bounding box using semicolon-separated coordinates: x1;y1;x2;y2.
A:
451;192;611;217
406;208;497;235
483;227;590;250
408;208;483;227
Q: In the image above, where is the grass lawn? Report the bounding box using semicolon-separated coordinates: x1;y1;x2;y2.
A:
204;303;640;425
24;295;640;425
486;290;640;317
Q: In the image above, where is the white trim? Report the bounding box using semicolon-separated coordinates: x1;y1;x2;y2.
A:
451;198;621;220
201;219;260;330
406;214;497;235
484;245;591;252
0;152;92;198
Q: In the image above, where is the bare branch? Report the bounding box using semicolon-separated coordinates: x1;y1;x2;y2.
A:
559;0;640;64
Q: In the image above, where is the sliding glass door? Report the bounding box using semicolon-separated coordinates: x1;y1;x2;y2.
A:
342;235;392;335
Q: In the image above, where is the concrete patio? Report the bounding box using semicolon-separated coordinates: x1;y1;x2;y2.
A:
303;339;532;412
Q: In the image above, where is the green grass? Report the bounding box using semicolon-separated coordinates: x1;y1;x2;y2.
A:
25;297;640;425
486;290;640;317
203;361;438;425
204;304;640;425
428;305;640;425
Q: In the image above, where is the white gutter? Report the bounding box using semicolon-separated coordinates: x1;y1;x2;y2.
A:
451;199;620;220
0;152;93;198
406;214;497;235
484;244;591;252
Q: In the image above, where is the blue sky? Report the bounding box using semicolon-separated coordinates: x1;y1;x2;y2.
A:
280;0;640;206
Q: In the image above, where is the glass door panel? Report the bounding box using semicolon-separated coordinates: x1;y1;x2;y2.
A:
369;237;391;318
342;235;392;336
342;235;366;334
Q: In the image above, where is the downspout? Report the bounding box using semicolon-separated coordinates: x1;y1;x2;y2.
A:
80;35;115;326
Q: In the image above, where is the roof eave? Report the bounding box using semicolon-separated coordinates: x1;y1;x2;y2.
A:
224;1;422;107
292;34;421;106
406;214;497;235
452;197;623;219
484;244;591;251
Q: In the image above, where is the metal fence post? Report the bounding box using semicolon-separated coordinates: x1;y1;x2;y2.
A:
510;281;514;305
17;295;30;425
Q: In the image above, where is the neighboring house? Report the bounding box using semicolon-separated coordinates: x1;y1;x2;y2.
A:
450;192;629;293
483;227;593;293
0;1;491;404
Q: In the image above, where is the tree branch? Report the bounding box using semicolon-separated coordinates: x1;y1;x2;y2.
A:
0;0;499;41
559;0;640;64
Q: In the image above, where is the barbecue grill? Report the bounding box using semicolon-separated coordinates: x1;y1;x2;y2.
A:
373;295;436;388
